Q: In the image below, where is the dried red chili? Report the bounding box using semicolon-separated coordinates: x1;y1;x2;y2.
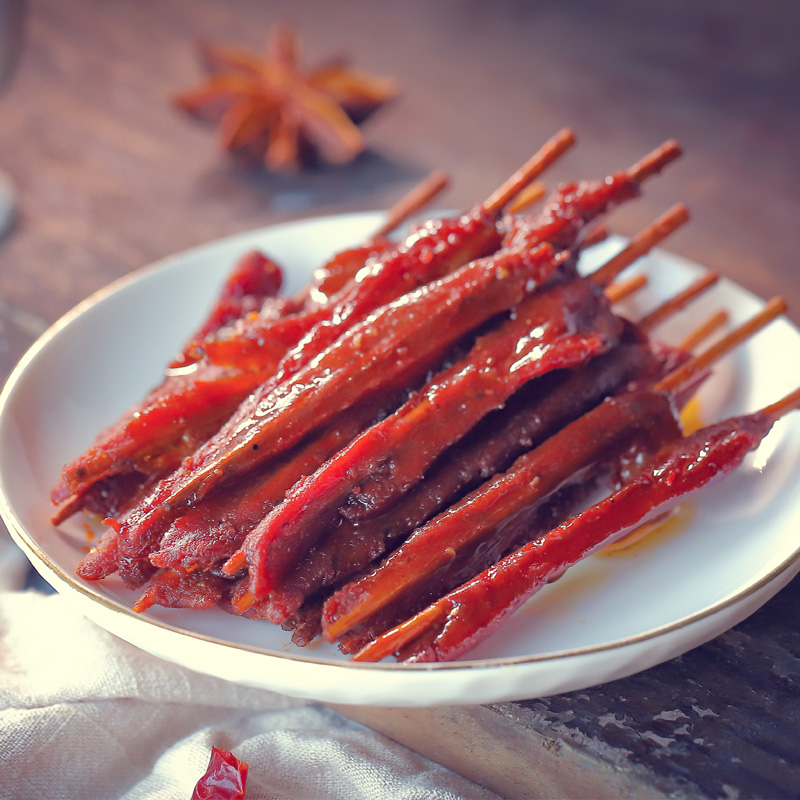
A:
191;746;248;800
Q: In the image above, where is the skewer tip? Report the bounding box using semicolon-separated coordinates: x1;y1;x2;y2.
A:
628;140;683;183
656;296;788;394
482;129;576;216
372;170;452;238
677;309;729;352
761;385;800;422
590;202;691;288
638;269;719;332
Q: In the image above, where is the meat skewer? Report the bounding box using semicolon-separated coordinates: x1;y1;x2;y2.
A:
320;298;787;645
229;204;689;600
120;131;676;585
51;171;454;518
263;304;727;631
498;143;681;278
354;383;800;663
197;131;576;372
272;304;732;641
116;242;568;586
107;306;729;617
171;250;287;368
51;366;271;512
324;390;683;647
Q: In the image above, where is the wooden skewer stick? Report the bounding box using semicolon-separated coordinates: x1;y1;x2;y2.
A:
761;386;800;422
656;297;788;394
628;140;683;183
590;203;690;288
351;603;449;663
638;272;720;331
372;170;450;238
605;273;648;304
678;310;729;352
482;129;576;216
582;224;609;249
506;181;547;215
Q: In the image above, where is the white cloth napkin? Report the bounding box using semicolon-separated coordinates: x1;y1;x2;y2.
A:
0;530;499;800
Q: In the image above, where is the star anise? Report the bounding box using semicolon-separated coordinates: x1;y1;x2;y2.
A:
174;24;398;171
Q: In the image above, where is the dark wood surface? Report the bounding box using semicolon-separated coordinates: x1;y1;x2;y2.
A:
2;1;799;797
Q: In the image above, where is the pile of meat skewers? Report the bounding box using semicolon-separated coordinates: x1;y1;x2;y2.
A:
51;130;799;663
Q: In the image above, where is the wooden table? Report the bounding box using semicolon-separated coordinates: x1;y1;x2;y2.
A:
2;1;799;796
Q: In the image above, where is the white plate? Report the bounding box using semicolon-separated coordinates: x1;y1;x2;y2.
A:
1;212;800;707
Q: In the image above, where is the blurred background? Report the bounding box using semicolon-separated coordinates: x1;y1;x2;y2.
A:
0;0;798;369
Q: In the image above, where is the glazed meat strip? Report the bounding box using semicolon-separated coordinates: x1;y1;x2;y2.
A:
322;390;683;648
139;210;686;605
321;300;787;651
298;170;450;309
51;251;291;516
233;203;689;620
116;241;568;587
502;140;681;256
144;392;401;576
170;250;290;370
354;386;800;664
276;288;723;643
131;148;686;592
52;171;454;518
266;323;668;628
234;276;623;600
